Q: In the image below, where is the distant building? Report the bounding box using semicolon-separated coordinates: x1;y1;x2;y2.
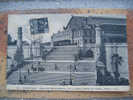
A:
52;16;126;47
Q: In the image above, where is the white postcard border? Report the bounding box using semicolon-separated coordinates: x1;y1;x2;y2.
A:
7;85;130;91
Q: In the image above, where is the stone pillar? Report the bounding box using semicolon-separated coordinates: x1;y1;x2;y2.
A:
80;38;84;47
17;27;23;49
17;27;24;83
30;41;33;59
15;27;24;65
95;24;102;60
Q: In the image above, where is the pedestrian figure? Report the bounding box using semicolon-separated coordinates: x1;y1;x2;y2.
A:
31;64;34;70
62;80;65;85
38;61;41;65
24;75;26;82
28;68;30;75
74;64;77;72
11;64;14;70
19;78;23;84
96;69;104;85
55;64;58;71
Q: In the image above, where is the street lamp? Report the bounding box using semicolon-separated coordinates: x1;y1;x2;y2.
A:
19;64;22;84
69;64;72;85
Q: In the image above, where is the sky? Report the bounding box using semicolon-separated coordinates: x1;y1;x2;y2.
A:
8;14;126;43
8;14;72;43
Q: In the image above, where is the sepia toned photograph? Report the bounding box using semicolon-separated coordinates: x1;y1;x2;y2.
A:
6;14;129;91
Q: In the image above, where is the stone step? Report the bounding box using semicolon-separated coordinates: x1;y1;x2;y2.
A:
28;72;96;85
21;62;96;72
53;50;78;53
46;46;79;61
46;57;75;60
47;54;74;58
7;62;97;85
48;51;77;54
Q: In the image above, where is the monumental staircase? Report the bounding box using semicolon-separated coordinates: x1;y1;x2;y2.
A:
7;45;97;85
46;46;78;60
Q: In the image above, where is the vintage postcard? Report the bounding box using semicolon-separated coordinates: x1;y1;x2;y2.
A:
6;14;130;91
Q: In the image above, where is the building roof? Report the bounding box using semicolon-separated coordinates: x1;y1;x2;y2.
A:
65;16;127;43
65;16;126;30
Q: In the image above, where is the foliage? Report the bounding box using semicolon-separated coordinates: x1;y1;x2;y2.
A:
14;47;24;65
8;34;17;45
111;53;123;83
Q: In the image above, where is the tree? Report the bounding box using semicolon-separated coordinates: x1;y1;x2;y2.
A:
111;53;123;84
8;34;12;45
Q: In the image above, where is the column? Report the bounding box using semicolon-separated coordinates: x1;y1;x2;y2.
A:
30;42;33;59
51;36;54;47
95;24;102;60
17;27;23;49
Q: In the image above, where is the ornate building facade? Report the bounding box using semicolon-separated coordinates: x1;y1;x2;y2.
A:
51;16;128;80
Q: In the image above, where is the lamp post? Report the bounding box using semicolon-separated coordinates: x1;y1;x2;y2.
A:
69;64;72;85
19;64;22;83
